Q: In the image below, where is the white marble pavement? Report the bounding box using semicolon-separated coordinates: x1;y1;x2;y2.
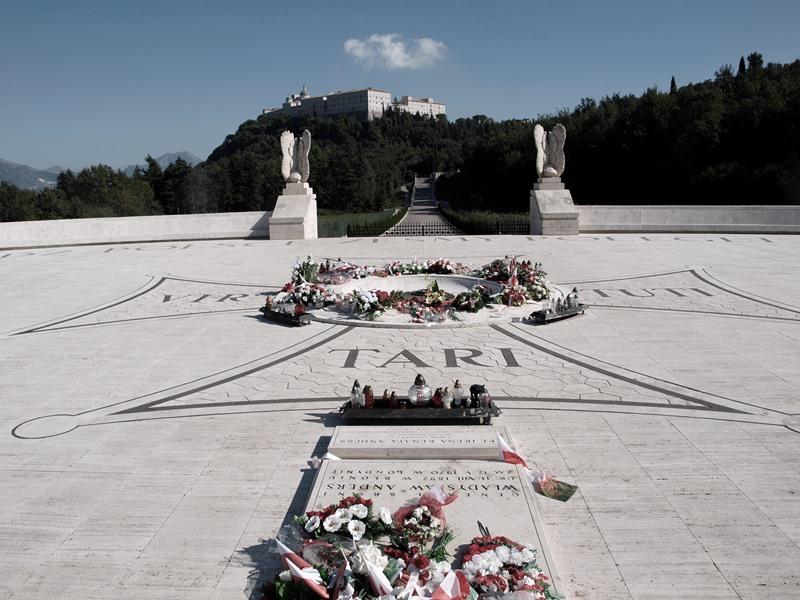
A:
1;234;800;599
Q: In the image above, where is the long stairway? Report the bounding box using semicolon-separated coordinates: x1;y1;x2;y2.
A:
384;177;461;236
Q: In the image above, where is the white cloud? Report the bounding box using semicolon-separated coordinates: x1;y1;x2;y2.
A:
343;34;447;69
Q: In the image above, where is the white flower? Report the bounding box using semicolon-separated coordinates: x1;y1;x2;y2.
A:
509;548;524;565
323;514;342;532
429;517;441;529
335;507;353;522
495;545;511;563
427;559;451;586
404;517;418;526
412;507;424;519
279;570;291;581
304;515;320;532
379;507;392;525
465;550;504;576
348;519;366;541
350;503;369;519
351;542;388;574
520;547;536;563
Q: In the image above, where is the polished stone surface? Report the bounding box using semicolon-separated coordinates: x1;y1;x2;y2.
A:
328;425;514;459
1;233;799;599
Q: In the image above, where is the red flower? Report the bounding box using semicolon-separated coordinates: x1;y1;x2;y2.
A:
474;574;508;593
414;555;430;570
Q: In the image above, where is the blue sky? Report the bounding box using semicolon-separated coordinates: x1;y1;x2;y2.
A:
2;0;799;170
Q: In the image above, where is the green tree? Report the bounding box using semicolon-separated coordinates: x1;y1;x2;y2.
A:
160;158;193;213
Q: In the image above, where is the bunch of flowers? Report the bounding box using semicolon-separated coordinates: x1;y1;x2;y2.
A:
423;280;453;307
276;282;329;308
265;491;459;600
291;256;320;285
452;285;493;312
399;505;443;542
477;259;514;282
461;536;555;599
525;276;551;302
298;496;378;542
317;259;371;284
425;259;467;275
518;262;550;301
384;259;469;276
352;290;385;320
394;260;427;275
500;284;529;307
406;303;450;324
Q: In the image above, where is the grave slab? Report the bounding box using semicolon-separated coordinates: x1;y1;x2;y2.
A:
306;459;564;597
328;425;515;459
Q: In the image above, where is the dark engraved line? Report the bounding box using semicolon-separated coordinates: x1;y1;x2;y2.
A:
693;268;800;314
16;402;790;440
11;414;80;439
113;325;356;414
27;307;259;333
164;275;282;288
556;268;694;286
116;395;715;414
497;407;790;430
492;324;745;414
12;276;166;335
63;324;345;417
504;322;791;416
586;304;800;323
10;274;282;336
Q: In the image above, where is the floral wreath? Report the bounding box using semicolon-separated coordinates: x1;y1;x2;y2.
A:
269;256;554;322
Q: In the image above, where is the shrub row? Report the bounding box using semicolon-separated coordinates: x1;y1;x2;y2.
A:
440;207;529;235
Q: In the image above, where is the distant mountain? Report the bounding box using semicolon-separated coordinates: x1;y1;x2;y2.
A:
123;151;202;176
0;159;62;190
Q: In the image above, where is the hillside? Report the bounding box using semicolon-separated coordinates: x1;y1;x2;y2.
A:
0;159;62;190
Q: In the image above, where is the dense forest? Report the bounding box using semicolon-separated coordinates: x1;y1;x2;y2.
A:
2;53;799;222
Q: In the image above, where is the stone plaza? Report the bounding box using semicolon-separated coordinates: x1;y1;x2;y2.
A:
2;233;800;599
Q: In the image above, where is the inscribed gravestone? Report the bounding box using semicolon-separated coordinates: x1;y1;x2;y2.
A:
306;459;563;597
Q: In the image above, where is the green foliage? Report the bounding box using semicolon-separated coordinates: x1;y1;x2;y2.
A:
319;207;407;237
438;56;800;207
344;206;408;237
441;207;528;234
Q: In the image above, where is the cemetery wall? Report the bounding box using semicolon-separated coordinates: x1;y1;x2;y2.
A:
0;211;271;249
577;204;800;233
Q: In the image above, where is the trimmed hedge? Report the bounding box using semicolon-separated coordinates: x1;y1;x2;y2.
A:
440;207;528;235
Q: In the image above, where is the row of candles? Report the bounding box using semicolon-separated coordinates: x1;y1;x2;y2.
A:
348;374;492;409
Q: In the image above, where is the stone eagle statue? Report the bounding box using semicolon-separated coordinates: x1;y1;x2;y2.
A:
280;130;311;183
533;123;566;178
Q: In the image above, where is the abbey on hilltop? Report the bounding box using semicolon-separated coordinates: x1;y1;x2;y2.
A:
262;85;445;121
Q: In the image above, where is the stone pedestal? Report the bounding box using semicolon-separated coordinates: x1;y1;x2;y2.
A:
530;177;579;235
268;182;318;240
